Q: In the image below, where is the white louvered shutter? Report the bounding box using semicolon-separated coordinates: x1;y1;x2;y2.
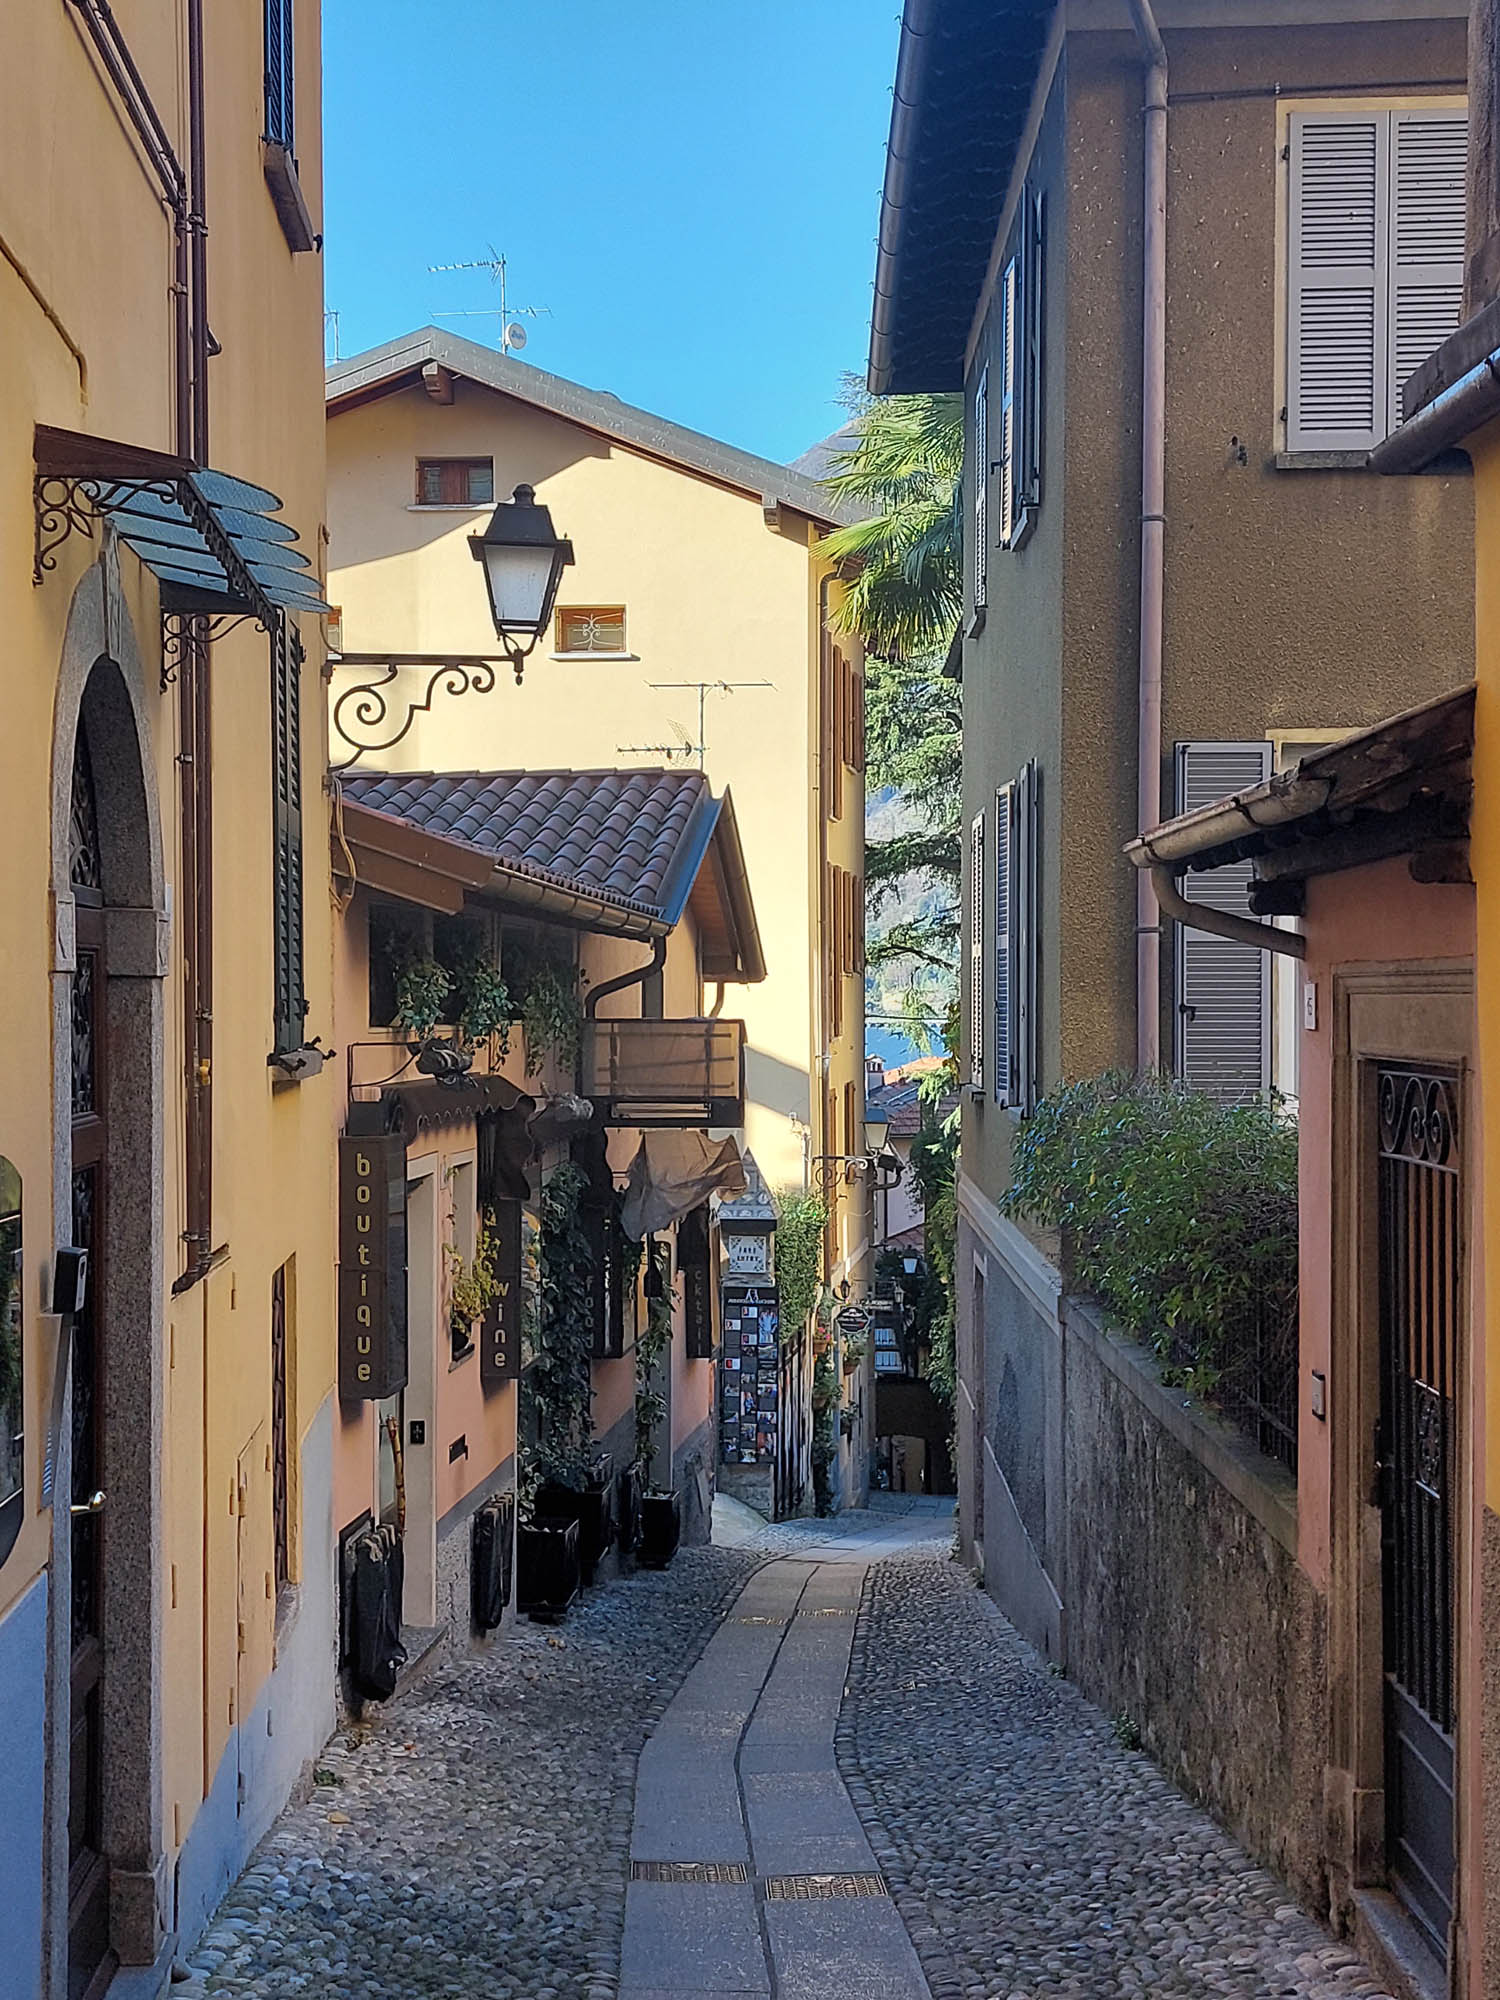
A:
973;366;988;610
1014;761;1042;1114
1389;111;1467;431
969;809;986;1093
1173;742;1273;1105
1288;114;1386;451
997;259;1018;549
994;784;1014;1105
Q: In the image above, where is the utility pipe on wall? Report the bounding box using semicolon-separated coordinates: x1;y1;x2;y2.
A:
1129;0;1168;1071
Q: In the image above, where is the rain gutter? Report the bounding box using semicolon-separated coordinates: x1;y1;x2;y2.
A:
1368;349;1500;474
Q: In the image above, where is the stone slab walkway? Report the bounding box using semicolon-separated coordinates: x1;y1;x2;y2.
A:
619;1552;933;2000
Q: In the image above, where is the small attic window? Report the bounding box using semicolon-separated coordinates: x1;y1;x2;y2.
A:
415;458;494;506
555;606;627;654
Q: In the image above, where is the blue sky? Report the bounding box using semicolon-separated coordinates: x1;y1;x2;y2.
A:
322;2;900;466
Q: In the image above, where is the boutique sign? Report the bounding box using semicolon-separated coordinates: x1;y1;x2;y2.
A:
337;1133;409;1399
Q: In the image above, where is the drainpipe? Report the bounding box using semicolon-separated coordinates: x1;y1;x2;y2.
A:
1147;866;1306;961
577;935;669;1101
1130;0;1168;1071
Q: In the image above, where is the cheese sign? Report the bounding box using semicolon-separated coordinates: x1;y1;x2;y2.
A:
337;1133;408;1400
480;1199;523;1386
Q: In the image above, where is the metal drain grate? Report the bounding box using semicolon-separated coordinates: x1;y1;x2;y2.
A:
762;1873;888;1901
808;1607;856;1617
631;1860;750;1885
732;1614;789;1626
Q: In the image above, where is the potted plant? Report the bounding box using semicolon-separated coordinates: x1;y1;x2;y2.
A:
447;1214;501;1364
535;1449;616;1585
634;1239;680;1568
515;1514;580;1621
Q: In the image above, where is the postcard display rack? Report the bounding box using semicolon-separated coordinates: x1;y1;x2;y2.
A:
720;1280;780;1464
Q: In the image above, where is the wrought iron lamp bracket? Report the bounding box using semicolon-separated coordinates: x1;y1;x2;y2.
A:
160;611;266;689
809;1153;902;1195
328;644;534;770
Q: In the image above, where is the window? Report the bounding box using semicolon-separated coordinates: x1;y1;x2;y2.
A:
1287;109;1466;450
1173;742;1273;1103
415;457;494;506
271;615;306;1056
555;605;627;653
271;1260;292;1591
264;0;295;150
994;763;1041;1112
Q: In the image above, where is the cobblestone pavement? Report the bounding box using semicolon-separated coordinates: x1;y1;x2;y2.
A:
178;1546;758;1999
840;1554;1397;2000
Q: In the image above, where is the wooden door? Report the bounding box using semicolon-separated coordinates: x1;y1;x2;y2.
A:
68;730;113;2000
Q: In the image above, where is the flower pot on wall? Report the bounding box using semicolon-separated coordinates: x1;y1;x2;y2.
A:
638;1489;681;1570
516;1517;580;1622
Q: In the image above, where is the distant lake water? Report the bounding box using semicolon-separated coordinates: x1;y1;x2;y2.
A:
867;1022;924;1069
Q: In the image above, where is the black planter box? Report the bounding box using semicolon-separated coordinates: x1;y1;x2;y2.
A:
638;1489;681;1570
516;1518;580;1621
535;1477;616;1585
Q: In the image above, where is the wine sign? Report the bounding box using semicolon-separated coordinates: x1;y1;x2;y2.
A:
480;1199;524;1386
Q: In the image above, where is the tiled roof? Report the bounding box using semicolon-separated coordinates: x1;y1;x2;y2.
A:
327;330;859;529
868;1074;961;1137
339;768;712;919
869;0;1054;394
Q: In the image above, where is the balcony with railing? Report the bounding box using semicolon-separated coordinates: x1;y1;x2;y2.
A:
583;1018;745;1128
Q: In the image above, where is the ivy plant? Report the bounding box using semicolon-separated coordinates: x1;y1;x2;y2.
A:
772;1191;825;1341
520;960;585;1077
634;1239;674;1489
519;1162;597;1502
391;939;451;1040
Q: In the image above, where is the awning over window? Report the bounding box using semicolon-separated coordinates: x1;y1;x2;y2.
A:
619;1132;749;1241
34;425;330;621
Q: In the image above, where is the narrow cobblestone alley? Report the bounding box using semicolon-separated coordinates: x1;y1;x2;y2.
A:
180;1503;1399;2000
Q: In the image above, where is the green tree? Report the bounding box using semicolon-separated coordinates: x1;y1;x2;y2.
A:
818;391;963;994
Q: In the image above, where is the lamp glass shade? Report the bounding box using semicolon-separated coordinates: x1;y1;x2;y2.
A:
468;484;574;642
864;1113;889;1157
902;1254;920;1276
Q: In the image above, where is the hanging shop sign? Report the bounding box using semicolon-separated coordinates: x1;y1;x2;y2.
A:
338;1133;408;1399
720;1279;779;1466
480;1197;524;1386
679;1203;715;1360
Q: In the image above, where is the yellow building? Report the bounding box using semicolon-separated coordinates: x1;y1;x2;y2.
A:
325;330;872;1511
1;5;333;1993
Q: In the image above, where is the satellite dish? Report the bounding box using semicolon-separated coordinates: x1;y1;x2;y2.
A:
503;323;528;352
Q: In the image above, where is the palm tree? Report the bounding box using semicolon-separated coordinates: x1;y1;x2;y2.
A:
818;392;963;661
815;391;964;987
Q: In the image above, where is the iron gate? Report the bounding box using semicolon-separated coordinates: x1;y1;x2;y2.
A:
1376;1065;1460;1963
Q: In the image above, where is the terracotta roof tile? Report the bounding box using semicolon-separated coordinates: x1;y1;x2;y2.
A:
339;768;711;917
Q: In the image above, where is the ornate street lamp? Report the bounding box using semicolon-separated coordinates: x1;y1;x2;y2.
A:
330;480;577;770
469;484;574;658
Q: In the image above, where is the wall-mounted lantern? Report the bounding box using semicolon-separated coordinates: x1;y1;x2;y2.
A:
469;484;574;657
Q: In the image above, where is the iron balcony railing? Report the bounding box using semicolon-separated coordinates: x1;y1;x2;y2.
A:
583;1017;745;1127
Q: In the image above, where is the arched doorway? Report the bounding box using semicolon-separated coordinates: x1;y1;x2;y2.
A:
51;622;165;1998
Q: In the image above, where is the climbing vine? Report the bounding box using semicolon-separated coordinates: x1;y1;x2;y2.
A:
519;1162;596;1503
520;960;585;1076
772;1190;825;1341
634;1240;674;1489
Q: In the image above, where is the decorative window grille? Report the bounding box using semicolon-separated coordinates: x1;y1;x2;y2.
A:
972;365;988;611
264;0;295;150
271;615;306;1056
271;1261;291;1589
968;809;985;1092
556;605;628;653
994;763;1041;1111
1287;109;1466;449
416;458;495;506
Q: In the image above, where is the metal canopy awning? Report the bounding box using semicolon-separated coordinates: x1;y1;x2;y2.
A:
34;425;330;621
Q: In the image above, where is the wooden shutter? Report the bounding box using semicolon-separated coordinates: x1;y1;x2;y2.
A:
973;365;988;609
829;649;844;820
272;615;306;1055
968;809;985;1092
1021;190;1045;519
993;783;1014;1106
1288;114;1385;450
1014;761;1041;1115
1389;112;1467;431
264;0;295;149
997;262;1018;548
1173;742;1273;1104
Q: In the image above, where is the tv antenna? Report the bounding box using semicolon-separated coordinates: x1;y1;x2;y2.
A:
618;680;774;770
427;247;551;356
